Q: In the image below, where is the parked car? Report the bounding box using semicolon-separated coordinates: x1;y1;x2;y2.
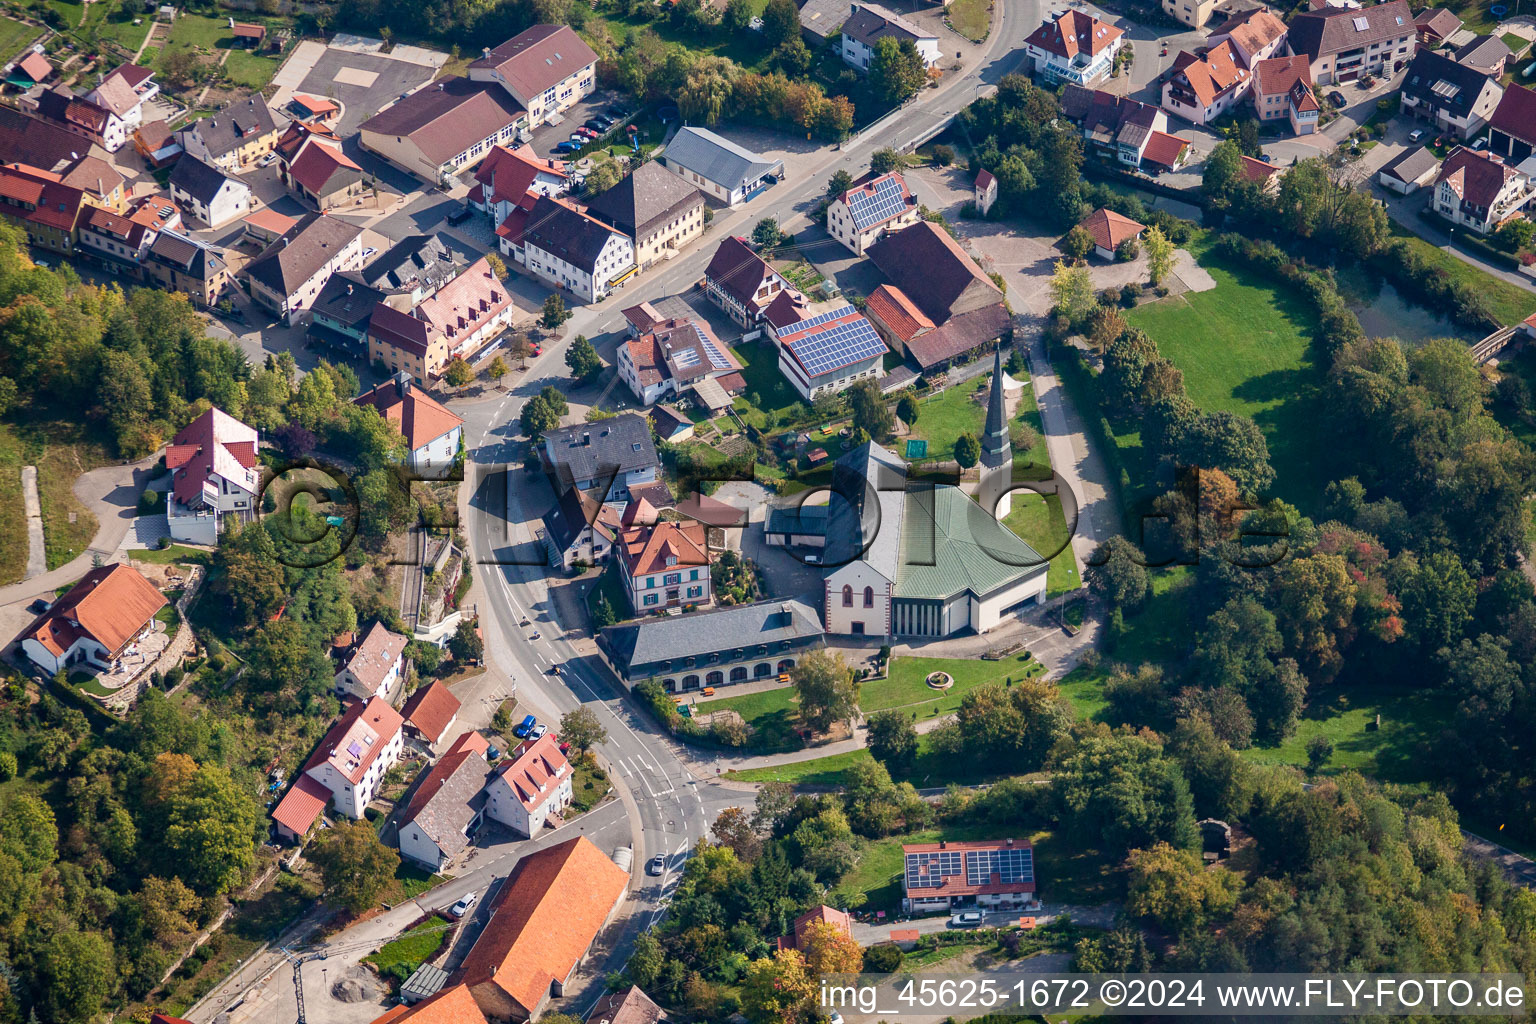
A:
447;893;476;919
446;204;473;225
259;152;277;167
584;118;610;132
1474;136;1490;150
606;104;631;118
1409;128;1425;143
362;247;377;260
513;714;537;738
529;724;548;740
948;911;984;928
553;141;582;154
1327;90;1346;107
647;854;667;876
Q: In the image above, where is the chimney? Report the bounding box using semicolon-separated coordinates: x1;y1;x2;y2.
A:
482;47;491;58
582;431;591;446
939;840;947;849
1005;837;1014;846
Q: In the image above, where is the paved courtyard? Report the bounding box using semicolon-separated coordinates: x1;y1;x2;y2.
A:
291;45;441;135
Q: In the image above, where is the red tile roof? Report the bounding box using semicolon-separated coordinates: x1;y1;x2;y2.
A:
469;25;597;101
244;207;298;236
0;163;87;232
1253;54;1311;97
292;93;339;117
1171;40;1249;108
777;904;853;951
1219;8;1287;56
402;680;462;745
461;836;628;1018
864;283;934;343
166;406;258;506
1437;146;1522;209
1078;207;1144;251
303;697;404;785
1025;8;1123;60
1140;130;1188;168
475;144;567;207
18;563;166;659
287;139;361;196
354;375;466;450
1490;83;1536;146
271;772;331;837
446;730;491;757
492;733;570;813
903;838;1037;897
618;519;710;577
371;983;489;1024
1239;154;1279;183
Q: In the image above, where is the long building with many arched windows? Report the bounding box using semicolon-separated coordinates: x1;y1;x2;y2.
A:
598;598;825;694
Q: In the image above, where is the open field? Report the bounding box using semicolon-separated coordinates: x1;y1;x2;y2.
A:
948;0;991;40
865;652;1045;717
0;15;38;62
0;419;111;573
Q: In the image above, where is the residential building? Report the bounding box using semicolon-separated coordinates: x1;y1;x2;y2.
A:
1431;145;1532;233
272;697;405;837
289;93;339;122
169;156;251;229
85;63;156;130
471;143;569;228
1059;85;1170;168
283;136;366;210
616;317;743;408
484;734;573;836
1455;34;1511;77
0;107;119;193
275;117;342;168
520;196;635;304
401;679;463;748
777;905;853;952
1239;154;1283;193
308;273;386;357
1488;82;1536;162
369;986;489;1024
1400;48;1503;139
658;126;785;206
0;164;90;254
334;621;409;702
165;406;258;544
358;78;527;185
367;257;515;381
1022;9;1124;87
1378;144;1442;193
542;486;622;570
1079;207;1144;261
1140;130;1191;173
617;519;713;612
1415;7;1462;46
177;95;287;172
1285;0;1415;84
397;746;491;871
459;836;628;1021
1163;0;1215;30
7;50;56;89
585;162;706;271
585;987;666;1024
599;598;826;691
144;231;232;307
775;305;888;399
244;212;364;322
354;372;466;476
840;3;941;71
1162;41;1253;125
30;83;130;152
14;563;166;676
77;204;158;273
542;414;659;500
864;221;1010;370
243;207;297;246
822;441;1048;639
360;233;466;304
703;235;792;327
901;838;1037;914
468;24;598;128
800;0;853;44
1209;8;1289;67
1251;54;1320;134
827;170;920;254
974;168;997;215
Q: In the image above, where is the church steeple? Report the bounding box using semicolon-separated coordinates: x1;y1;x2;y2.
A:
980;346;1012;518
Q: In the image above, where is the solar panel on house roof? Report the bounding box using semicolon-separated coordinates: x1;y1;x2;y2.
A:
965;847;1035;886
673;348;701;368
905;850;963;889
846;175;909;231
784;312;887;379
692;323;731;370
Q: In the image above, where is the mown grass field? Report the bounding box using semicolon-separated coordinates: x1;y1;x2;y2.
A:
864;653;1045;717
947;0;992;40
0;15;37;62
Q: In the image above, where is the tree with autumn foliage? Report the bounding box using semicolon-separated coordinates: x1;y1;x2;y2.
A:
740;948;817;1024
800;919;864;975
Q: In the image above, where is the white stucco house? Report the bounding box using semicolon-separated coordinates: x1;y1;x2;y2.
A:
353;373;466;478
483;734;573;837
840;3;941;72
14;563;167;676
396;742;491;871
333;622;409;702
164;406;259;545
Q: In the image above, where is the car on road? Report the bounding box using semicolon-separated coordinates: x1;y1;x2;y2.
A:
1409;128;1425;143
447;893;476;919
647;854;667;876
948;911;984;928
513;714;537;738
1327;90;1346;107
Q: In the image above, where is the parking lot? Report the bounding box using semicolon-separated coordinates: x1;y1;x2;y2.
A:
529;91;648;161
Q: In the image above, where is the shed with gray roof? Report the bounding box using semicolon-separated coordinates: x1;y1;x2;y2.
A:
658;126;785;207
599;598;826;690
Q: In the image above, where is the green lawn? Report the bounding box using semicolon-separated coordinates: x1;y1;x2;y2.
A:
69;672;115;697
1388;223;1536;326
1503;32;1528;54
163;11;242;50
906;378;990;463
697;686;804;753
1240;684;1455;780
570;756;612;812
947;0;992;41
0;15;38;62
224;49;280;89
365;916;450;983
129;544;212;566
731;341;805;431
44;0;152;52
0;427;27;586
1125;238;1337;515
1002;493;1077;597
864;653;1044;717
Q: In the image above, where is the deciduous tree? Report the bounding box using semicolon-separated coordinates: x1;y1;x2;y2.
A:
790;650;859;732
309;818;401;912
559;706;608;753
866;709;919;776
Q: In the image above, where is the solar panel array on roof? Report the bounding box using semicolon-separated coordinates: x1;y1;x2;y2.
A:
673;347;701;369
965;847;1034;886
905;850;962;888
784;312;888;378
692;323;731;369
847;175;909;232
780;304;858;340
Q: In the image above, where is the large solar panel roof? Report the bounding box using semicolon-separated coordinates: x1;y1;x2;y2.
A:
965;847;1034;886
781;308;888;378
847;174;910;232
905;850;962;889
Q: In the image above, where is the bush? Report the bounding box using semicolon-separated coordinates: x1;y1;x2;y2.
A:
1115;237;1140;262
138;489;161;514
863;943;903;971
1119;282;1142;307
931;144;955;166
